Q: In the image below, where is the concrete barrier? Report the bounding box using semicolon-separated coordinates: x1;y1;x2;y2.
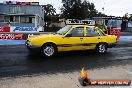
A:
0;40;26;45
118;36;132;41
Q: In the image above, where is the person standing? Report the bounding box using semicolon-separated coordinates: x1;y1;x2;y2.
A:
103;24;108;34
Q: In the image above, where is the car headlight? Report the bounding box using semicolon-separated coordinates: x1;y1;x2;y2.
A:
26;41;32;46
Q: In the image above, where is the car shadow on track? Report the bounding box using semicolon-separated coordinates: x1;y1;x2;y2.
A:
25;50;125;74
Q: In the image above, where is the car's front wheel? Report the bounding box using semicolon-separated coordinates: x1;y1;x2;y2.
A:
41;43;57;58
96;43;107;54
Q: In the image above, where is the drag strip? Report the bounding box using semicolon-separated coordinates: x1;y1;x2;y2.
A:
0;41;132;78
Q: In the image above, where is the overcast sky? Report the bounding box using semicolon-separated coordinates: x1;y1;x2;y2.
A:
1;0;132;16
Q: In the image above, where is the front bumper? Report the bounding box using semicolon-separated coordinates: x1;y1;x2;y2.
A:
25;41;40;51
108;43;118;48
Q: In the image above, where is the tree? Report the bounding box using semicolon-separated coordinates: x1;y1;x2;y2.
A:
42;4;57;22
60;0;100;19
60;0;81;19
42;4;56;16
96;12;107;17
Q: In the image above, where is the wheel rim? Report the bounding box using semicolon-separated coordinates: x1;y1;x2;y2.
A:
98;44;106;53
44;46;54;56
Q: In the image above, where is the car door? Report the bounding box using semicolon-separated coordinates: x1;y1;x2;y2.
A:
58;26;85;51
82;26;101;49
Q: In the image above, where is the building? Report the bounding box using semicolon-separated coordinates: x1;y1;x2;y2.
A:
0;1;44;32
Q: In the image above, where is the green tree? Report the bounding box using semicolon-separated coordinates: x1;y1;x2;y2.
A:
42;4;57;22
42;4;56;16
60;0;101;19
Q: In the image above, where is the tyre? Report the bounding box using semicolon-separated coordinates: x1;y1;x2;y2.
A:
41;43;57;58
96;43;107;54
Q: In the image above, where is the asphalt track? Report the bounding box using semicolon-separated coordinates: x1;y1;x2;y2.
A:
0;41;132;78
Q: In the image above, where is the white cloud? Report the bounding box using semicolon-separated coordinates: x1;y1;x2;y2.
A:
89;0;132;16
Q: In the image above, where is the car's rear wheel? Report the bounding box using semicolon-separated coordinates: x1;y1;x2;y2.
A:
96;43;107;54
41;43;57;58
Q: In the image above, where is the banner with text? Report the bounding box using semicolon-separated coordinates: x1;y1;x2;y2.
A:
0;26;10;32
0;34;23;40
10;26;43;32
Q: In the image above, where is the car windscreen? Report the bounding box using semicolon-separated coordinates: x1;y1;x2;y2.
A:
57;25;72;35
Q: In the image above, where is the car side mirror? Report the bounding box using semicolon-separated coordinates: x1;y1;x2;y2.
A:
66;34;72;37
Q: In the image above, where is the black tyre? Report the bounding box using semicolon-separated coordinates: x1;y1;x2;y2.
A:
96;43;107;54
41;43;57;58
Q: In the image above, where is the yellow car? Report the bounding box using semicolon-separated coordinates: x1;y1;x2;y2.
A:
25;25;117;57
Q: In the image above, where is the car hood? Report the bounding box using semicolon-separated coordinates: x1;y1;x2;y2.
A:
27;33;61;41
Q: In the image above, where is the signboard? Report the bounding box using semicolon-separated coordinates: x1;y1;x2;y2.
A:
0;26;10;32
81;20;95;25
0;34;23;40
11;26;43;32
12;27;38;32
16;2;30;5
66;19;95;25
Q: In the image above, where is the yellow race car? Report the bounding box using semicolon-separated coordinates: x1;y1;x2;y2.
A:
26;25;117;57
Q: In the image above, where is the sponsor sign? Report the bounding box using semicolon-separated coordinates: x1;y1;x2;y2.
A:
66;19;95;25
16;2;30;5
0;26;10;32
0;34;23;40
13;27;38;32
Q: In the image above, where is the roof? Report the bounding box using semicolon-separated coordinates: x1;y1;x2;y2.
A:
0;3;40;6
0;14;36;16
